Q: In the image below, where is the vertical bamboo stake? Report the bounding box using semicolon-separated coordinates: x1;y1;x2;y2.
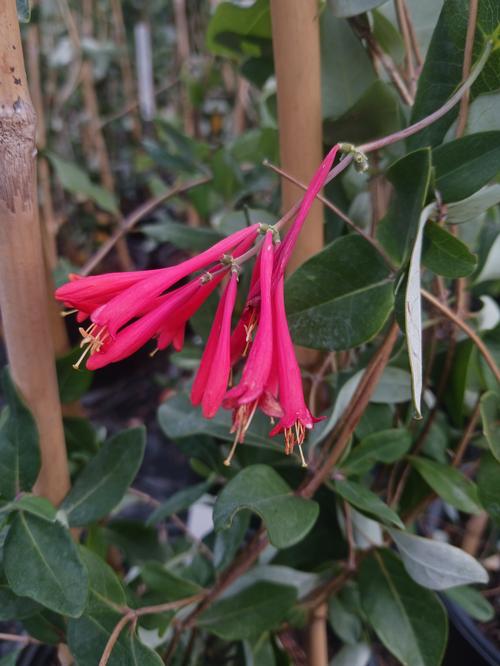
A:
0;0;70;504
308;603;329;666
25;7;70;357
270;0;324;275
270;0;324;367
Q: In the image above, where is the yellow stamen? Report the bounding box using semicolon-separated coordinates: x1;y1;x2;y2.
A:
73;323;108;369
61;309;78;317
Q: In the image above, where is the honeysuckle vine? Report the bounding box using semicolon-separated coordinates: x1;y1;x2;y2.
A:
56;39;493;466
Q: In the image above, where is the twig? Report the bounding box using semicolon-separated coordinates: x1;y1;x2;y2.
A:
456;0;479;138
301;321;400;498
128;487;214;560
452;398;481;467
403;0;423;68
395;0;417;96
308;353;335;417
0;633;40;645
99;595;203;666
277;628;308;666
263;161;396;271
80;176;211;275
99;613;131;666
100;80;177;128
344;501;356;571
421;289;500;383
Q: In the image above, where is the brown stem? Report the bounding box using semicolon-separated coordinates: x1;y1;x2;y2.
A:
99;595;203;666
0;633;40;645
363;28;414;105
264;160;396;271
394;0;417;96
110;0;142;140
421;289;500;383
80;175;211;275
301;321;400;498
402;0;423;68
456;0;479;138
452;398;481;468
0;0;71;505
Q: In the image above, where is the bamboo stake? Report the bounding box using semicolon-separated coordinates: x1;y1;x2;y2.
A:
270;0;324;367
25;6;70;357
270;0;324;275
308;603;329;666
0;0;70;504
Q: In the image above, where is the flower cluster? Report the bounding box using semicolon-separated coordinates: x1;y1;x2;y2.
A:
56;145;339;464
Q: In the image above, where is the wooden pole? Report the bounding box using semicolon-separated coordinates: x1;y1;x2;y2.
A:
270;0;324;275
25;7;71;357
0;0;70;505
308;603;329;666
270;0;324;365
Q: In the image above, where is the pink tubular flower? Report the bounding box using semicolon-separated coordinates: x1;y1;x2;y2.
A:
222;231;277;464
55;224;260;370
57;143;341;466
269;276;323;464
191;270;238;418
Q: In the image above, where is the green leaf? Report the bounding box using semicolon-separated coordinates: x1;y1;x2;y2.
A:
16;0;30;22
146;478;213;525
243;634;276;666
422;221;477;277
67;610;164;666
79;546;126;613
477;453;500;523
141;220;223;251
324;80;402;145
198;581;297;640
342;429;412;474
0;369;40;500
61;427;146;527
476;233;500;284
377;148;432;265
213;465;319;549
444;586;495;622
480;391;500;462
328;0;387;17
285;235;394;351
46;153;119;214
408;0;500;149
206;0;272;59
4;512;88;617
359;550;448;666
56;348;93;403
405;203;437;418
446;91;500;137
328;593;363;645
446;184;500;224
433;132;500;202
388;529;488;589
372;10;405;64
330;644;371;666
0;495;57;522
333;479;404;528
409;456;482;514
0;579;40;620
320;12;376;120
140;563;202;601
22;610;66;645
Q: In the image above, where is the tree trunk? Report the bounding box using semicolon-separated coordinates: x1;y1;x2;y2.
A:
0;0;70;505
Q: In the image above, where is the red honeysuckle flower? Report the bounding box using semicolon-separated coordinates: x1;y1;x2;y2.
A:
222;230;276;464
191;269;239;418
268;275;324;464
